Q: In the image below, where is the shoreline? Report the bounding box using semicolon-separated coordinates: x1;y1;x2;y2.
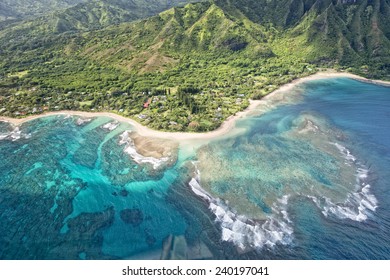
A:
1;71;389;141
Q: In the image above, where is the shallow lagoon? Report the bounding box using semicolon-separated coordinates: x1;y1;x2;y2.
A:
1;78;390;259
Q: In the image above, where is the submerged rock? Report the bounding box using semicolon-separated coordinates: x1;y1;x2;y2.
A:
120;208;144;226
119;189;129;197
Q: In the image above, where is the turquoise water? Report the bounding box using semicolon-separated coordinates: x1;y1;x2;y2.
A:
1;78;390;259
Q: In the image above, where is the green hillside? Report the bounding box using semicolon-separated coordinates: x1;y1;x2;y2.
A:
52;0;200;32
1;0;389;132
0;0;86;21
0;1;198;56
0;0;198;34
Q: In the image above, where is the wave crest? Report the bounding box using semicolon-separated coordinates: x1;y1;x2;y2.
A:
189;164;293;251
101;121;119;131
75;117;92;126
0;127;31;141
119;131;169;170
308;143;378;222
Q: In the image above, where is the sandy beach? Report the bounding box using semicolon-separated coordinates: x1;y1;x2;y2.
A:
1;71;389;142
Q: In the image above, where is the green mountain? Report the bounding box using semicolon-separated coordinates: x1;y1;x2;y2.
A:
0;0;86;21
51;0;200;32
0;1;198;53
1;0;389;132
0;1;198;33
218;0;390;66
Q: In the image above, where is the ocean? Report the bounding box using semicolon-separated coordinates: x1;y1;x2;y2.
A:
0;77;389;259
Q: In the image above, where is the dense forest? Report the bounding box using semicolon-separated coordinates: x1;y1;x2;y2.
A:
1;0;389;132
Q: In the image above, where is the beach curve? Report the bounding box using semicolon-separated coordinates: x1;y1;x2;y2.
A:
1;70;389;142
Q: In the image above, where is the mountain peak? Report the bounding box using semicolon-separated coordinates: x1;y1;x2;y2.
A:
0;0;389;132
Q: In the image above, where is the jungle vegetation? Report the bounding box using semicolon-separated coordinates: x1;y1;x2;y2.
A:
1;0;389;132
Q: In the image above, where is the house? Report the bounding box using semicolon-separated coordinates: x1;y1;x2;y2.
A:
143;98;152;108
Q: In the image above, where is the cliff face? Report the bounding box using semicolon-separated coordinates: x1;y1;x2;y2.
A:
221;0;390;66
2;0;390;71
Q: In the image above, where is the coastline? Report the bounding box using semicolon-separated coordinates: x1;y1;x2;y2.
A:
1;71;389;141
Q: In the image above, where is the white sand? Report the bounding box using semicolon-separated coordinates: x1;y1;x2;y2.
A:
1;71;389;142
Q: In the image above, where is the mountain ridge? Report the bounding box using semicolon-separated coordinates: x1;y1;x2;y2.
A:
0;0;86;21
0;0;389;132
52;0;200;32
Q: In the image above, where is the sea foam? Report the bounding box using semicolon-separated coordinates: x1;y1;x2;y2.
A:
101;121;119;131
75;117;92;126
0;127;31;141
308;143;378;222
119;131;169;170
189;163;293;251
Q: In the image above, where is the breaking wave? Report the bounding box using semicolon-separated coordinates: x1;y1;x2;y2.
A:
308;143;378;222
75;117;92;126
0;127;31;141
190;141;378;251
101;121;119;131
189;163;293;251
119;131;169;170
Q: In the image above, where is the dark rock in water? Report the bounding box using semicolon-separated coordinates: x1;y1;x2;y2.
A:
144;228;156;247
145;234;156;247
120;208;143;226
147;188;155;195
119;189;128;197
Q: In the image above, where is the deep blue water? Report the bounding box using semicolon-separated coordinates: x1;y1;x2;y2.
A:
0;78;389;259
